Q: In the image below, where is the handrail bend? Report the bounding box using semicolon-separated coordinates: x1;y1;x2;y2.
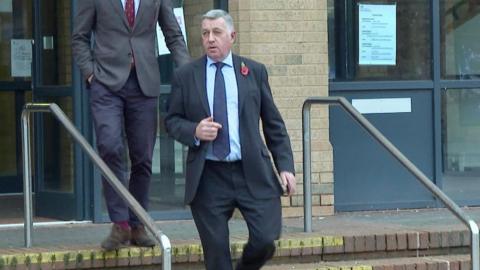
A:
21;103;172;270
302;96;479;270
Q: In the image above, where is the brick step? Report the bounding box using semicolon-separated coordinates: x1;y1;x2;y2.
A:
104;255;472;270
261;255;471;270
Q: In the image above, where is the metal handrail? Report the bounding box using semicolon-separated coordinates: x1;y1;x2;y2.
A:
302;96;479;270
21;103;172;270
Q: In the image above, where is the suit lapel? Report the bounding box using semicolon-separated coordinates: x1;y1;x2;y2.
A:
110;0;130;30
233;54;248;115
193;56;210;116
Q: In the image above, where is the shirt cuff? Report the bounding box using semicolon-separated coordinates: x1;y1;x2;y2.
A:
194;136;200;146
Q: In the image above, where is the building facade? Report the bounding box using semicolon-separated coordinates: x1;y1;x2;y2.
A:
1;0;478;224
329;0;480;211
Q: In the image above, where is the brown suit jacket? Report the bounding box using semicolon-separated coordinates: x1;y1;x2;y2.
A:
72;0;190;96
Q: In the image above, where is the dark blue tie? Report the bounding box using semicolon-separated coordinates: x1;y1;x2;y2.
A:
212;62;230;160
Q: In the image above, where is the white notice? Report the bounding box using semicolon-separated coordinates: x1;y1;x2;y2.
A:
352;98;411;114
11;39;32;77
157;7;187;56
358;4;396;65
0;0;12;12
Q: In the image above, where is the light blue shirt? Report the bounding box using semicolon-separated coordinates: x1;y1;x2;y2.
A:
205;53;242;161
121;0;140;15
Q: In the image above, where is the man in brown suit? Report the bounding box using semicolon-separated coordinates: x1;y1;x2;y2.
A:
72;0;190;250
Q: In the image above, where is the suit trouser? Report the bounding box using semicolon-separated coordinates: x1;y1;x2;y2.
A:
190;160;282;270
89;70;158;225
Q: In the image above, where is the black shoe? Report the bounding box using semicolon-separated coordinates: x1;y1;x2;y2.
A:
131;225;156;247
101;224;130;251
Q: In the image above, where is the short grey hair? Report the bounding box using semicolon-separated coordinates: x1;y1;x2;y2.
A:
202;9;235;32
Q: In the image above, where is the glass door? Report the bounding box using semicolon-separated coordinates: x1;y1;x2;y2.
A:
31;0;82;220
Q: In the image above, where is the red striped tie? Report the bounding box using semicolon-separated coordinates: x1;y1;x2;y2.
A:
125;0;135;28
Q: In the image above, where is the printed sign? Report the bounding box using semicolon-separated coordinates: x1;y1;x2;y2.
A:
11;39;32;77
0;0;12;12
358;4;396;65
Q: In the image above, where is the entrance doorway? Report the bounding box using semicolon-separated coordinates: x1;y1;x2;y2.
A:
0;0;81;223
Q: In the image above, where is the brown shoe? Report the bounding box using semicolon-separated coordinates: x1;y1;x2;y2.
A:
101;224;131;251
131;225;156;247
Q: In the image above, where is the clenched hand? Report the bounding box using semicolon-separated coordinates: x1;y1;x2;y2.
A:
195;116;222;141
280;171;296;196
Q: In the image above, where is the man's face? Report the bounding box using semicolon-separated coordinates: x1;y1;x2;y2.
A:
201;18;236;62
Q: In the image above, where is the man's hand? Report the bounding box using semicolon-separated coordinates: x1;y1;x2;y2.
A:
195;116;222;141
280;171;296;196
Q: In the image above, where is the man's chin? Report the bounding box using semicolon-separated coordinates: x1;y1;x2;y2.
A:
207;53;221;61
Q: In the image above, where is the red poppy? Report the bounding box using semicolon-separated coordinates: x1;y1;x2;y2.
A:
241;62;249;76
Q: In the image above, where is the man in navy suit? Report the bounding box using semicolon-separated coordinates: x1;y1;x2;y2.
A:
165;9;296;270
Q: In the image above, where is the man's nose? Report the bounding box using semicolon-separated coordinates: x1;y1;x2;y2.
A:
208;32;215;42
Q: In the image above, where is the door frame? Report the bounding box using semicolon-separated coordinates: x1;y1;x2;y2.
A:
30;0;87;220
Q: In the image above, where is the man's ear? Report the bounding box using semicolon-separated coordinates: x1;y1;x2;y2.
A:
231;31;237;43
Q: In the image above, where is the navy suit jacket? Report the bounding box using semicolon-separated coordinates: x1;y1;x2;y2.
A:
165;54;294;204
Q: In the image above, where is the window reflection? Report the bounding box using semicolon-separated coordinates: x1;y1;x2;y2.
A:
441;0;480;79
0;92;17;178
443;88;480;173
39;0;72;86
42;96;75;193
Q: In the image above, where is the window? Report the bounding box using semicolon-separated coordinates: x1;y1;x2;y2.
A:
328;0;432;81
441;0;480;79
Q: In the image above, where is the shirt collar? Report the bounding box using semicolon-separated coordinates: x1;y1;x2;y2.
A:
207;52;233;68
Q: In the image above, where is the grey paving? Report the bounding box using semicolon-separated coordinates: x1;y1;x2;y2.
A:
1;207;480;251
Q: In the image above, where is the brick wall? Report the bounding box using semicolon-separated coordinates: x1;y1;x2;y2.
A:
228;0;333;216
184;0;214;58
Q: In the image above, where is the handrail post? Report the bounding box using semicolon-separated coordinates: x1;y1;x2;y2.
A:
21;110;33;248
160;234;172;269
470;220;480;270
302;102;312;233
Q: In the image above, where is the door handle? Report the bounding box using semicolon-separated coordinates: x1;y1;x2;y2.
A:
42;36;54;50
